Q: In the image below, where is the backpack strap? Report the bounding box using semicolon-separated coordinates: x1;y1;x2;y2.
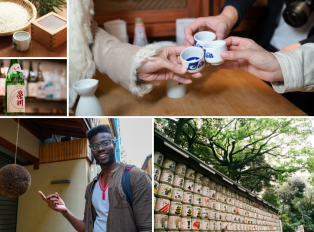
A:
122;164;135;209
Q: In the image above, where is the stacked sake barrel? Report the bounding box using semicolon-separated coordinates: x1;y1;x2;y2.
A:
154;151;280;232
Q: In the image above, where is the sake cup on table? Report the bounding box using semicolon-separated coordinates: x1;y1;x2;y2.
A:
203;40;227;65
194;31;216;48
180;47;205;73
12;31;31;52
166;79;186;99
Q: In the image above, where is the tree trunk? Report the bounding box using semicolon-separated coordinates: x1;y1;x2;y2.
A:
174;119;186;145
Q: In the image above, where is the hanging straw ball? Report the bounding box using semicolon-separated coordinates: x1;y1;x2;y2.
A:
0;164;31;197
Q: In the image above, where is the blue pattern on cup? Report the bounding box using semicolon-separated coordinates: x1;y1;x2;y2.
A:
194;39;197;46
196;44;203;48
188;61;199;70
198;61;204;68
205;51;214;59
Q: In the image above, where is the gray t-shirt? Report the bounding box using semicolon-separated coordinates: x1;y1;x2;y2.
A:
92;181;109;232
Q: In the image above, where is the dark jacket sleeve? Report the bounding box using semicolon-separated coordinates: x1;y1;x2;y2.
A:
222;0;257;28
300;35;314;45
130;168;152;232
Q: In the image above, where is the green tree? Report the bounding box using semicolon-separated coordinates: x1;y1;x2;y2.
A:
262;186;280;208
155;118;314;192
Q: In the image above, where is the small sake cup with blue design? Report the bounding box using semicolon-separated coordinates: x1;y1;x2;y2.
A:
180;47;205;73
194;31;216;49
203;41;227;65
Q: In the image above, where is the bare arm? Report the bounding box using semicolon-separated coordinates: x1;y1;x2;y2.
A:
39;191;86;232
62;209;86;232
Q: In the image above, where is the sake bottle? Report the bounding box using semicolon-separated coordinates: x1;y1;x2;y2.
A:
133;17;148;47
27;61;37;98
5;59;25;116
36;62;45;99
0;59;5;96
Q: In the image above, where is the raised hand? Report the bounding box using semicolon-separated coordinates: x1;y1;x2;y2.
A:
217;37;284;82
137;46;202;84
39;191;68;214
184;6;239;46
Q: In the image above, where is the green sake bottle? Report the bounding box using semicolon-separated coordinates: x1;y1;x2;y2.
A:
5;59;25;116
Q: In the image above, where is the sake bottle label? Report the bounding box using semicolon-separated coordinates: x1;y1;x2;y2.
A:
7;85;25;113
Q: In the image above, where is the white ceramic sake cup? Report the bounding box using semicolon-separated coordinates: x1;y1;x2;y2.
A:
180;47;205;73
203;40;227;65
194;31;216;48
12;31;31;52
166;79;186;98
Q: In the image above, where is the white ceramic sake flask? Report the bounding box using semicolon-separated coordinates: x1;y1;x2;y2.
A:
73;79;105;116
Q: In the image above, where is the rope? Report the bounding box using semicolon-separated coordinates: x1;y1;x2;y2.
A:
15;119;20;164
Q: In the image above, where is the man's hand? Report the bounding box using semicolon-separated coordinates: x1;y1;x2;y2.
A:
184;6;239;46
217;37;284;82
137;46;202;84
280;42;301;51
39;191;68;215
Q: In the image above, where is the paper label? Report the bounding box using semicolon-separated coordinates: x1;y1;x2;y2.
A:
28;82;37;97
0;79;5;96
8;64;22;74
37;82;45;99
7;85;25;113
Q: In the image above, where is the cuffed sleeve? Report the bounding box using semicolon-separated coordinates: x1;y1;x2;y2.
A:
299;35;314;45
91;28;163;97
271;43;314;93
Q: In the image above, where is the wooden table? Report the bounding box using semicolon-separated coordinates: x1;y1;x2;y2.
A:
0;1;67;57
84;65;307;116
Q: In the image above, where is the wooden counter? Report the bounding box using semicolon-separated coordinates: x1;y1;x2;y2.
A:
88;65;307;116
0;1;67;57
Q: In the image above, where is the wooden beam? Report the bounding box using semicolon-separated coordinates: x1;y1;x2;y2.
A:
34;119;84;129
73;118;88;132
13;119;43;142
0;136;39;169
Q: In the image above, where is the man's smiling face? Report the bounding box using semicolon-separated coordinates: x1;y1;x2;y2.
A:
90;132;116;166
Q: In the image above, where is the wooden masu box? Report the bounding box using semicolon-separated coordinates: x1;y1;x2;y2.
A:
31;12;67;52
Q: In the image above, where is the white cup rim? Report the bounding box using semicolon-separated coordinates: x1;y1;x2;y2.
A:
13;31;30;41
73;79;99;89
180;47;204;62
194;31;216;42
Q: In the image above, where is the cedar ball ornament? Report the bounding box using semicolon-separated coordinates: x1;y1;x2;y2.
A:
0;164;31;197
0;119;31;197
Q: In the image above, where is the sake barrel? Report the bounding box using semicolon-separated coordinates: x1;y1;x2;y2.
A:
155;214;168;229
154;151;164;167
185;168;196;180
155;197;171;214
167;215;181;230
171;188;184;202
162;158;176;172
154;165;162;181
173;175;185;188
160;169;174;185
157;183;172;199
183;191;194;204
195;173;203;183
175;163;187;176
170;201;183;215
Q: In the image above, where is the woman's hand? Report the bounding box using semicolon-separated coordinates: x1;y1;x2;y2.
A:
137;46;202;84
217;37;284;82
184;6;239;46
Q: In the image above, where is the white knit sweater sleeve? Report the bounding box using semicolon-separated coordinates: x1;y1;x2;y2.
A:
271;43;314;93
